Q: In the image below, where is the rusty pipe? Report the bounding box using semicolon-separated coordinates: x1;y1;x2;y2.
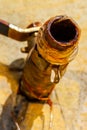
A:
21;15;81;101
0;15;81;102
37;15;80;65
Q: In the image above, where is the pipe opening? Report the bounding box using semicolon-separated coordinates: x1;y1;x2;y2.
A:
50;19;77;43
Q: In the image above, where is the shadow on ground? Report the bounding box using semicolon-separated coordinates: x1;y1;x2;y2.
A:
0;60;44;130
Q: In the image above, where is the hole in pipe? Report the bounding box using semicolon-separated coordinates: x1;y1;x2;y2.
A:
50;19;77;43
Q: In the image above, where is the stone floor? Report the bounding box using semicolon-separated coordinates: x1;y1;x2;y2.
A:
0;0;87;130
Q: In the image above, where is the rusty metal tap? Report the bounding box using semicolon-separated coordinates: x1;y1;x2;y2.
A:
0;15;81;101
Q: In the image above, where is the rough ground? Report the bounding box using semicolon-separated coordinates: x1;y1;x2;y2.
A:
0;0;87;130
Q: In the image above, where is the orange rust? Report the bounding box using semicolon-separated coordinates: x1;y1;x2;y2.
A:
21;15;81;101
8;28;29;41
0;15;81;102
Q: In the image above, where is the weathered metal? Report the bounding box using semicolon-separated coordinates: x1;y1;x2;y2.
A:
0;19;40;41
21;15;81;101
0;15;81;102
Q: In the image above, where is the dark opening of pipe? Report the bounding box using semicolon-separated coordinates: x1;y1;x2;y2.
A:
50;19;77;43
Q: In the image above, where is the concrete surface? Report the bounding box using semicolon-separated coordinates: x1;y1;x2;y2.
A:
0;0;87;130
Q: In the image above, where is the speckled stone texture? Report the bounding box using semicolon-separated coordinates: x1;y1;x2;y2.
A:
0;0;87;130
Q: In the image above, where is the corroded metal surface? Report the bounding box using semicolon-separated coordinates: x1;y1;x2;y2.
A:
0;0;87;130
0;15;80;102
0;19;40;41
22;15;80;101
